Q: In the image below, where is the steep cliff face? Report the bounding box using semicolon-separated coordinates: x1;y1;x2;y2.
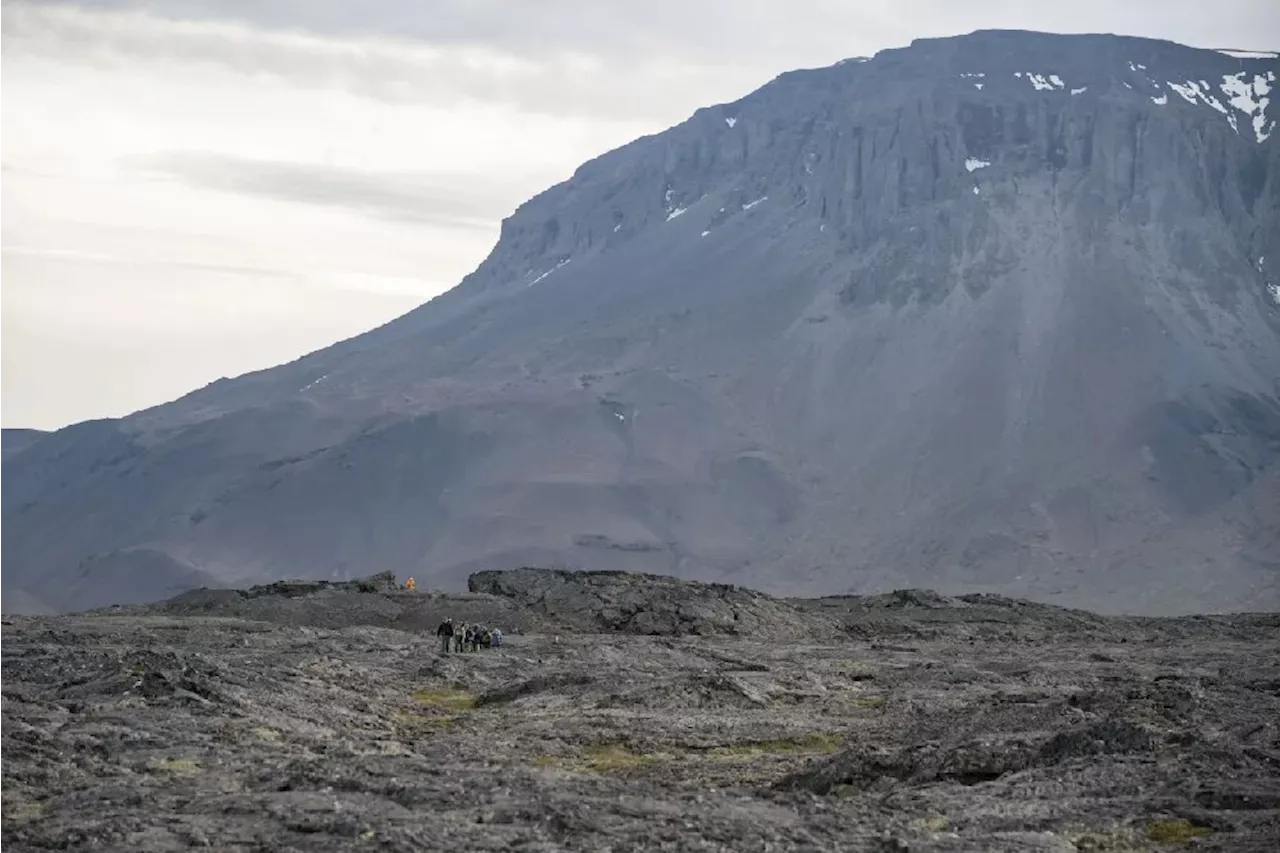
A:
5;31;1279;615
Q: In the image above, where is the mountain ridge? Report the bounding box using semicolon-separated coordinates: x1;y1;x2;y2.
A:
4;29;1278;616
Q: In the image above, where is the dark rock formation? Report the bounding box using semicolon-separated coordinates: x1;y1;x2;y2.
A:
4;31;1279;615
467;567;836;637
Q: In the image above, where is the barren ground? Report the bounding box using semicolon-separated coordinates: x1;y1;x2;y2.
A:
4;594;1279;852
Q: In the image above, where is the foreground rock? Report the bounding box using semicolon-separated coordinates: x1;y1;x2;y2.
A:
4;594;1278;851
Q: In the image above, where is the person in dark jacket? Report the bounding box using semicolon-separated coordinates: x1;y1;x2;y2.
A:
436;618;454;654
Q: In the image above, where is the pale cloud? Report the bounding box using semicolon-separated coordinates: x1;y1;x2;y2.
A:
2;1;766;121
135;152;526;230
3;0;1278;430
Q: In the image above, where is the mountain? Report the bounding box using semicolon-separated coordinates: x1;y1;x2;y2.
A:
2;428;48;461
4;30;1279;616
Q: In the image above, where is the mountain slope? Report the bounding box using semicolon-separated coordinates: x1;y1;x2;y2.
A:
4;30;1279;615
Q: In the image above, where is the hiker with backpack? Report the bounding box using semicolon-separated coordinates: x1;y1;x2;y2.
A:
435;618;454;654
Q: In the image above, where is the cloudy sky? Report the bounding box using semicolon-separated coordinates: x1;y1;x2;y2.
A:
3;0;1277;430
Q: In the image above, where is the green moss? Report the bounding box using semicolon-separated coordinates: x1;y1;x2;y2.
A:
393;710;459;732
582;743;658;771
912;817;951;834
854;696;887;709
710;732;843;759
534;743;660;773
250;726;281;743
411;688;475;712
3;801;44;822
148;758;199;775
1145;820;1210;845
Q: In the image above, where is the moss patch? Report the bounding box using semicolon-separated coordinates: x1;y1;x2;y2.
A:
3;801;45;823
710;732;842;759
393;710;460;733
912;817;951;834
148;758;199;775
535;742;662;773
250;726;281;743
1145;820;1210;845
854;696;887;709
412;688;476;712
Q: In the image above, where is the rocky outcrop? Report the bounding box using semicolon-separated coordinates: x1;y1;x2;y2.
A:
467;568;838;638
133;572;551;634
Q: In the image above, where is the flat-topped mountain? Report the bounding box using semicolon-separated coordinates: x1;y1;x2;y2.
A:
4;30;1278;615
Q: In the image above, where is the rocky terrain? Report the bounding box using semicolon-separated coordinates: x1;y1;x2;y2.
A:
4;30;1278;617
4;569;1279;851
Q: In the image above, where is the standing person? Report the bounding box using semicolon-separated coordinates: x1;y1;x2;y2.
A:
454;622;467;653
492;627;502;648
435;617;454;654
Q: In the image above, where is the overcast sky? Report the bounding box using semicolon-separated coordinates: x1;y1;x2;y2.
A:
3;0;1277;430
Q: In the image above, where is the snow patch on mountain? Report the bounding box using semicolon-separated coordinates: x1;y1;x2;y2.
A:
528;258;571;287
1221;71;1275;142
1216;49;1279;59
1018;72;1065;91
965;158;991;172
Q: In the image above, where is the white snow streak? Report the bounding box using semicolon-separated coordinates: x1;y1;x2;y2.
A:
972;186;980;195
613;223;622;232
666;207;687;221
742;196;768;211
725;116;737;128
1071;87;1088;95
1151;93;1168;105
974;83;984;90
700;230;711;237
1268;283;1280;305
1169;81;1200;104
300;374;328;392
1049;74;1064;88
965;157;991;172
1217;49;1279;59
528;257;570;287
960;73;986;78
1027;73;1056;91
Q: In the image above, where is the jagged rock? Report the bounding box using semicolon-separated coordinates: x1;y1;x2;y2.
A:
467;567;837;637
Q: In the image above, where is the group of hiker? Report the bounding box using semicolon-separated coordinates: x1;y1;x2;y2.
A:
434;617;501;654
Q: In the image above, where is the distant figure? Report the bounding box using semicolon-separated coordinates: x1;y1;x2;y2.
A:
435;617;453;654
403;577;417;591
454;622;467;653
492;627;502;648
